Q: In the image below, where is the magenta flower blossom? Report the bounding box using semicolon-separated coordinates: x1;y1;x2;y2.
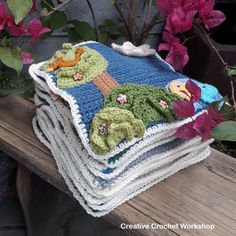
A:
176;121;198;140
158;31;179;51
207;107;225;126
198;0;226;30
156;0;198;15
158;31;189;71
174;100;195;118
0;2;7;31
165;41;189;72
193;112;212;141
185;79;201;102
22;52;34;65
27;19;51;42
167;7;197;33
6;16;26;36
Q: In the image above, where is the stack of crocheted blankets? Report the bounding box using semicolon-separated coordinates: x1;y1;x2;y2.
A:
29;41;220;217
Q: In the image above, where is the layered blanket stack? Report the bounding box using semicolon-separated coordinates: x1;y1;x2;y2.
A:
29;41;218;217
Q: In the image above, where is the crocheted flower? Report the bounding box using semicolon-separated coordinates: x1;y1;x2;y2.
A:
98;123;109;135
117;94;128;105
90;107;145;155
73;73;83;81
159;100;169;109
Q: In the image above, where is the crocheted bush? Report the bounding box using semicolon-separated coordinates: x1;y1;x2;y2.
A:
104;84;182;126
42;43;108;89
90;107;145;155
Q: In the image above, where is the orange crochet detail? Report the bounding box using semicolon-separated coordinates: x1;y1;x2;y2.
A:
47;48;84;72
93;72;119;96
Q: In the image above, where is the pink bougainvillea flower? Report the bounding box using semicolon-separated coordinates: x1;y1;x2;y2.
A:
27;19;51;42
156;0;175;15
167;7;197;33
6;16;26;36
159;31;189;71
207;107;225;126
185;79;201;102
175;121;198;140
0;2;7;31
193;112;212;141
22;52;34;64
156;0;198;15
158;30;179;51
174;100;195;118
199;0;226;30
165;41;189;72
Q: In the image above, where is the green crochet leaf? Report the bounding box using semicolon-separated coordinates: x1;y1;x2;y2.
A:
90;107;145;155
104;84;182;126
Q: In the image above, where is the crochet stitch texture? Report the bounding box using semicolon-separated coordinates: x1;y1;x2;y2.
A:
104;83;181;126
90;107;145;155
40;42;193;157
29;41;219;217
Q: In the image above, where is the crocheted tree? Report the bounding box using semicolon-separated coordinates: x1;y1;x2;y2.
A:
42;43;109;89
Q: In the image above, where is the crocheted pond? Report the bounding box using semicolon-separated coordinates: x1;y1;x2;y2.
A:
39;42;220;157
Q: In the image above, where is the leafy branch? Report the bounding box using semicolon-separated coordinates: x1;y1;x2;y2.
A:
195;23;236;119
112;0;164;45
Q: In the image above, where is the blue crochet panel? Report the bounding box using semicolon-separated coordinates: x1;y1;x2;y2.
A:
50;42;189;132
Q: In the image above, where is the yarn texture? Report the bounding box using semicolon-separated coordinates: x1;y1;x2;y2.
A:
90;107;145;155
104;83;181;126
28;41;219;217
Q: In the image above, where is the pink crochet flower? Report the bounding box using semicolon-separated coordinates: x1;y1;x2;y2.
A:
117;94;128;105
159;100;169;109
73;73;83;81
99;123;109;135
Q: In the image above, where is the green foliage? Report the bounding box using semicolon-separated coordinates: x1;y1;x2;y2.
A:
0;71;35;98
98;19;120;43
0;47;23;75
63;20;96;42
227;65;236;77
211;140;236;157
49;11;68;30
7;0;33;24
40;0;54;10
212;121;236;141
210;96;235;120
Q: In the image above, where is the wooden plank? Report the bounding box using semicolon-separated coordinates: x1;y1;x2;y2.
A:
0;96;69;195
0;96;236;236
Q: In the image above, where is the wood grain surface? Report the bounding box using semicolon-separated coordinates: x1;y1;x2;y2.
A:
0;96;235;236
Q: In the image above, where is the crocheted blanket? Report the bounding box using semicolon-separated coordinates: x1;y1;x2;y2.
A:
32;41;221;160
29;41;221;216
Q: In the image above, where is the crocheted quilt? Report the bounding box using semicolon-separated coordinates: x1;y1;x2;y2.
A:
34;41;221;159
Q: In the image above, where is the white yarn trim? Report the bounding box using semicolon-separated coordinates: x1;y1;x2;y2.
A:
33;82;208;181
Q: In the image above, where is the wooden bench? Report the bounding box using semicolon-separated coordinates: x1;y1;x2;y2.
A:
0;95;236;236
